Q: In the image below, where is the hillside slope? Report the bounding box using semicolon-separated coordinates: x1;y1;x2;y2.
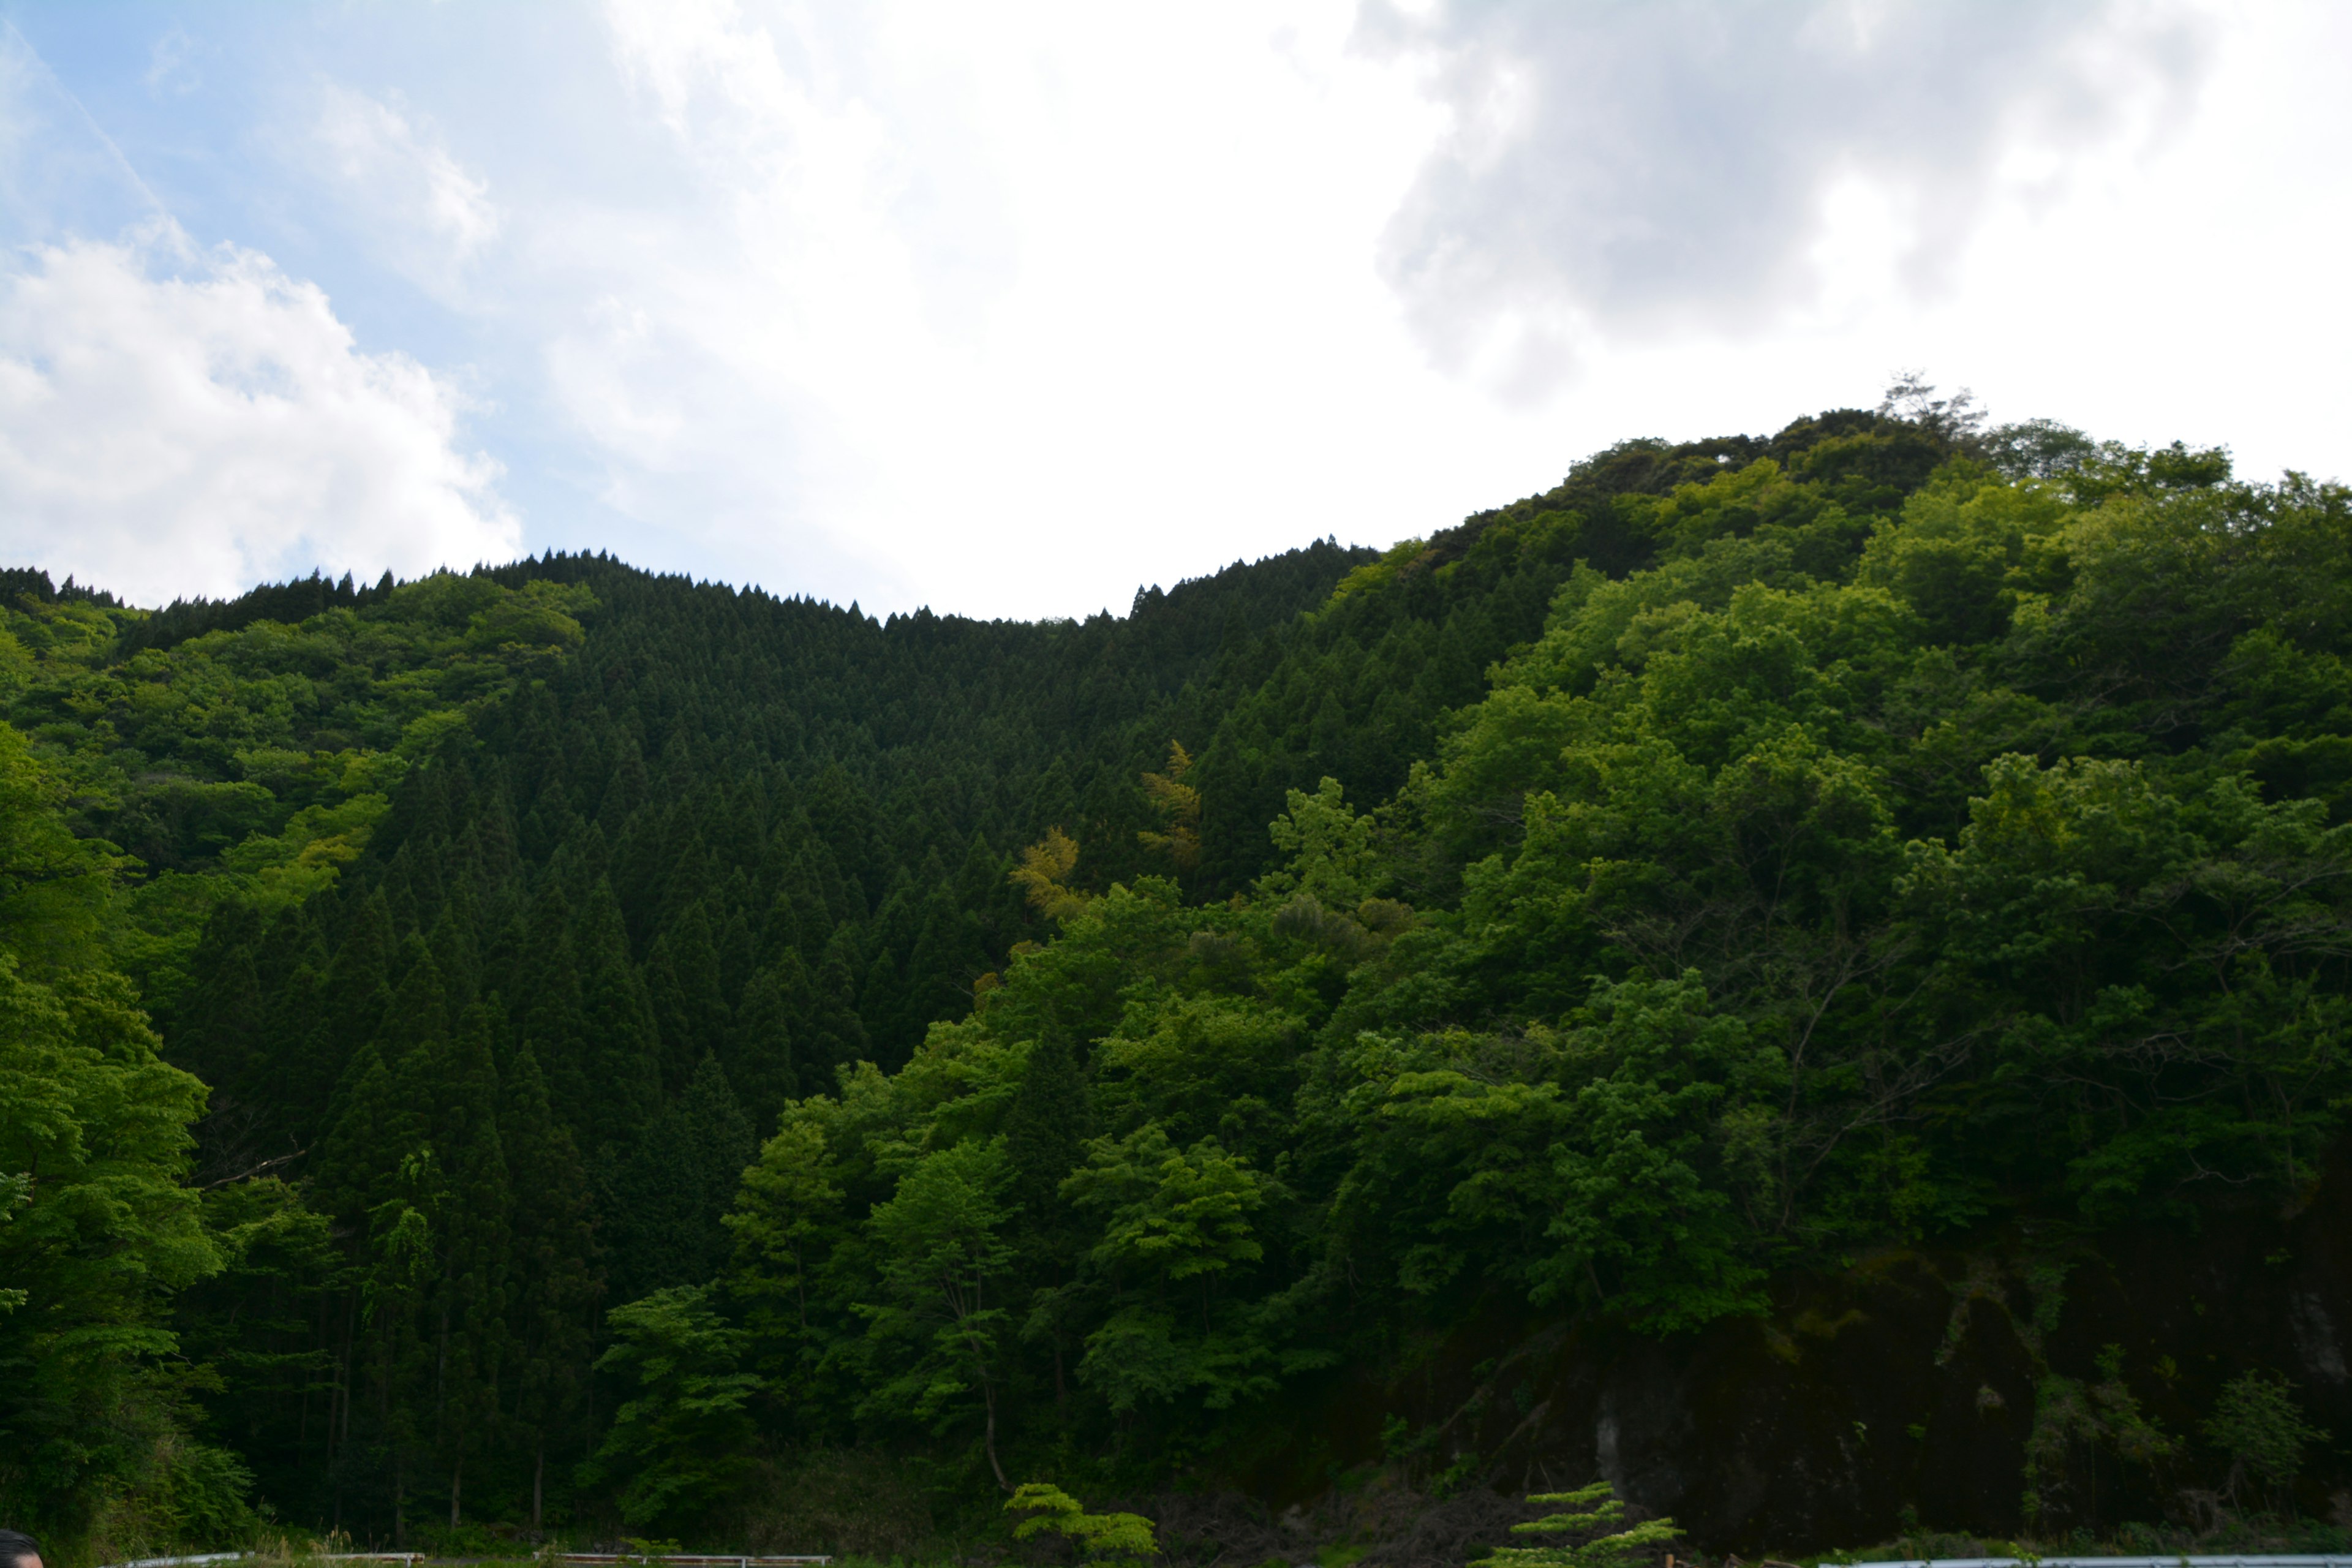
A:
6;403;2351;1562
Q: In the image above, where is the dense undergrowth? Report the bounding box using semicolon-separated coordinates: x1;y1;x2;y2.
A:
6;390;2351;1564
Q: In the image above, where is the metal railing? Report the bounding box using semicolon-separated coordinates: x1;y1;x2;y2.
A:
1853;1558;2352;1568
558;1558;831;1566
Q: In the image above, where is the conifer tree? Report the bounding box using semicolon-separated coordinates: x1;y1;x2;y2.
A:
170;903;265;1096
318;944;456;1544
257;908;330;1152
421;1003;512;1528
377;937;450;1066
680;1055;755;1283
806;927;872;1091
727;964;800;1135
599;1054;750;1306
48;429;2293;1545
516;886;588;1123
763;848;831;964
648;902;729;1094
899;883;981;1056
951;832;1028;958
715;899;755;1013
601;739;649;828
309;892;397;1134
572;880;662;1155
500;1044;598;1533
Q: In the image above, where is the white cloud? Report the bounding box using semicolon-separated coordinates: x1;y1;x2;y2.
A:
143;28;198;98
0;228;520;605
555;0;1010;598
1364;0;2214;396
544;0;2293;621
10;0;2343;625
300;84;502;296
527;0;1454;617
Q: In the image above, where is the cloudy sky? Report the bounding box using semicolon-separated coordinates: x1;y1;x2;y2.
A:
2;1;2346;618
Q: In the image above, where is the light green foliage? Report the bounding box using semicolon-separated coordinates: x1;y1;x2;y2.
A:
4;543;1380;1536
1073;1126;1266;1283
13;408;2352;1543
214;790;391;911
2021;1346;2177;1523
586;1286;760;1531
726;1118;843;1331
0;722;123;968
1260;776;1379;905
0;571;598;1004
1486;1483;1679;1568
1064;1125;1275;1412
2204;1370;2328;1504
0;954;228;1540
1005;1481;1158;1566
0;722;237;1553
1322;976;1768;1330
1531;977;1768;1329
679;439;2352;1497
1093;993;1303;1150
463;578;593;653
858;1138;1019;1483
1853;467;2071;644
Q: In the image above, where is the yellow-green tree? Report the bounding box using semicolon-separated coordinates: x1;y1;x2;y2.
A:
1006;1482;1156;1567
1137;742;1202;873
1486;1483;1678;1568
1011;828;1091;922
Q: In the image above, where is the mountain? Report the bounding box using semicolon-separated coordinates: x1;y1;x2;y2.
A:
6;401;2351;1565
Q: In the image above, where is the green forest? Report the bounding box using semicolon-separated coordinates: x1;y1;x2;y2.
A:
8;389;2352;1564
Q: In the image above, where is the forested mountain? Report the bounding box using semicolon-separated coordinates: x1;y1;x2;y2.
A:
7;397;2352;1565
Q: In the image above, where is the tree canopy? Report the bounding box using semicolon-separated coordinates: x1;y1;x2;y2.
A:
6;399;2348;1557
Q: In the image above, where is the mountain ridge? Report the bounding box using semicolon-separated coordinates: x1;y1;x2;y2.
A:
7;401;2350;1565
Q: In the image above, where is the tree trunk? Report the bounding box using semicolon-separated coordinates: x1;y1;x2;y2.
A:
450;1454;462;1529
982;1375;1010;1493
333;1286;359;1455
532;1439;546;1536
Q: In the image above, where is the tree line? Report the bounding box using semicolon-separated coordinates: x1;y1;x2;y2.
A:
6;393;2349;1558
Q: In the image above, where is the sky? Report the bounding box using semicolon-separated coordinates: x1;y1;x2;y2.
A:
1;1;2347;619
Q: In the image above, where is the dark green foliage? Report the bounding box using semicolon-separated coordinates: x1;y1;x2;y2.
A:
8;402;2350;1550
601;1057;755;1306
669;421;2352;1510
499;1042;597;1528
2;533;1368;1545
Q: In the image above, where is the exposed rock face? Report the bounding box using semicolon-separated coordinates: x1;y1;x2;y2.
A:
1232;1148;2352;1555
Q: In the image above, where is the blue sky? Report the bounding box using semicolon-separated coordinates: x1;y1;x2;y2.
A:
4;2;2348;617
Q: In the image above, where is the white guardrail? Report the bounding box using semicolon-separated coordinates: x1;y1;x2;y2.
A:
1853;1559;2352;1568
